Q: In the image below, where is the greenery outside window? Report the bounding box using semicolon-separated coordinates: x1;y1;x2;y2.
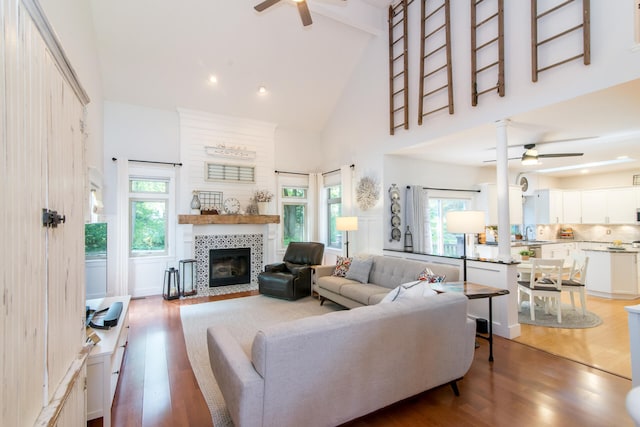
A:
428;198;469;256
281;186;308;246
85;222;107;259
129;176;170;256
327;185;342;249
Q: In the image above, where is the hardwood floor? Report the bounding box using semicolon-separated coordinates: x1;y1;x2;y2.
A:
89;291;636;427
514;293;633;379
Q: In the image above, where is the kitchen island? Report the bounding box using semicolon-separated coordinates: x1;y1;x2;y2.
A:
584;248;639;300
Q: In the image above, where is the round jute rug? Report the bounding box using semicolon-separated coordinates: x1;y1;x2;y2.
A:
518;301;603;328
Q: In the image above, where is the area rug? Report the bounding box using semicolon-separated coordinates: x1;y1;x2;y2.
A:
518;301;603;328
180;295;341;426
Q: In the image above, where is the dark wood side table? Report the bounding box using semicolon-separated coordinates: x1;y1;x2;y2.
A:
431;281;509;362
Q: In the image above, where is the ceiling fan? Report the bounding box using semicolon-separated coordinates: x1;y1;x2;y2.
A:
484;143;585;165
254;0;345;27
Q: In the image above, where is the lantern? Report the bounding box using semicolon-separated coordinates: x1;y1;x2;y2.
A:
179;259;197;296
163;267;180;300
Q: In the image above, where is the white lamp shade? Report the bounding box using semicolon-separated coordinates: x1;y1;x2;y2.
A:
336;216;358;231
445;211;486;234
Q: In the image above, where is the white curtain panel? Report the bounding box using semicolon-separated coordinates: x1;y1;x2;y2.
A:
114;159;130;296
405;185;429;253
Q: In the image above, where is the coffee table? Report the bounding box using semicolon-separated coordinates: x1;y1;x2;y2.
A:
431;281;509;362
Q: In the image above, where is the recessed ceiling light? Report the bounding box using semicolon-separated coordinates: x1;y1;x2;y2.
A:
617;155;629;160
580;169;589;174
258;86;267;95
209;75;218;84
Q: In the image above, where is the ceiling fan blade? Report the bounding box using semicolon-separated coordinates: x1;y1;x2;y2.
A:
483;157;521;163
254;0;281;12
297;1;313;26
538;152;584;158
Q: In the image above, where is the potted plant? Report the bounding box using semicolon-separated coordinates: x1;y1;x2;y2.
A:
253;189;274;215
519;249;533;260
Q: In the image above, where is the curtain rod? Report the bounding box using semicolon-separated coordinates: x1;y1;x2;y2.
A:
418;186;480;193
322;164;355;176
112;157;182;167
274;170;309;176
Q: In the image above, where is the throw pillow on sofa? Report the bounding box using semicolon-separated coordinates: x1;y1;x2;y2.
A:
344;257;373;283
332;256;353;277
417;267;446;283
380;281;438;303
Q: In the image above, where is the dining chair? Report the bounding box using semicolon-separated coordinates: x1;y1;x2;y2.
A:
561;255;589;316
517;258;564;323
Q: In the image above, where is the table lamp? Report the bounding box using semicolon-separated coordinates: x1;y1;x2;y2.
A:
445;210;486;281
336;216;358;257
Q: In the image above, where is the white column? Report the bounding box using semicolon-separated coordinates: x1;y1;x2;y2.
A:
495;119;512;262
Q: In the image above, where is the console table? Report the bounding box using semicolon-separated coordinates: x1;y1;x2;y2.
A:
431;281;509;362
86;295;131;427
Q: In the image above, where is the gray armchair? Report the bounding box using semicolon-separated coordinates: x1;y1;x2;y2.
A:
258;242;324;300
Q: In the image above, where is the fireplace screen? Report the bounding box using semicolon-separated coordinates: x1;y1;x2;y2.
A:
209;247;251;287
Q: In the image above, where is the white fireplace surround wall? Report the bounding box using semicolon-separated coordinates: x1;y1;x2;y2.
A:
176;109;278;265
194;233;263;291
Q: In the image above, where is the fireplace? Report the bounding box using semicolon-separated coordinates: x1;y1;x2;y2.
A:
209;247;251;287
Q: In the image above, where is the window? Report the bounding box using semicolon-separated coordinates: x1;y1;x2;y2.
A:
281;187;308;246
85;222;107;259
326;185;342;249
129;176;170;256
428;197;469;256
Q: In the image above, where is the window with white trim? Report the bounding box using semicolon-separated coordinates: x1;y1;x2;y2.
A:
129;176;170;256
326;185;342;249
281;187;308;246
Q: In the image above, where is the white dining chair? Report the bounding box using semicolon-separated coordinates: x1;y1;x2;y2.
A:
561;255;589;316
518;258;564;323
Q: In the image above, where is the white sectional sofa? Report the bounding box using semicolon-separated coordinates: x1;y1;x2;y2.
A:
314;255;460;308
207;292;475;427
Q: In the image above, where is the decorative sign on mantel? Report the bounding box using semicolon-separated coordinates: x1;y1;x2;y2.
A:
178;214;280;225
205;143;256;160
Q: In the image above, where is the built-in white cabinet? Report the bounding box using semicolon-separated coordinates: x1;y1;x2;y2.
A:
86;296;131;427
534;189;563;224
581;188;638;224
476;184;523;225
562;190;582;224
541;242;576;260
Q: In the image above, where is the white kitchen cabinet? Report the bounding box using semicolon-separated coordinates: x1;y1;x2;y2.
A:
534;189;563;224
562;190;582;223
541;242;575;260
476;184;523;225
607;188;638;223
581;188;638;224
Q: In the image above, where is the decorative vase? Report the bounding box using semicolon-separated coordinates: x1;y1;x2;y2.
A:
256;201;269;215
190;193;201;214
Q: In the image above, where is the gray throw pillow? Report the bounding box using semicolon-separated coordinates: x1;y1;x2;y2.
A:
344;257;373;284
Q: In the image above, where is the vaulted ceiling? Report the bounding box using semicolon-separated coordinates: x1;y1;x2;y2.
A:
88;0;389;132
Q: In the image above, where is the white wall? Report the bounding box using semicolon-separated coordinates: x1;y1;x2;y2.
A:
274;127;323;172
39;0;104;181
557;168;640;189
321;0;640;254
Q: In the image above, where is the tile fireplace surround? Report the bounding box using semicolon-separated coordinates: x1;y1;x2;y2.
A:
194;233;263;292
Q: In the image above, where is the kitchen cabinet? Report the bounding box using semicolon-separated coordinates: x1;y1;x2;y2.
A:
562;190;582;223
476;184;523;225
534;189;563;224
541;242;575;260
581;188;638;224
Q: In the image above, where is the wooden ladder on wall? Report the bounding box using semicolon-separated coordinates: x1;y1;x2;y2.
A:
388;0;410;135
418;0;453;125
471;0;505;106
531;0;591;82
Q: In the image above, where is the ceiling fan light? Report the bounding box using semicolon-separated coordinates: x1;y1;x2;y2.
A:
521;154;539;165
